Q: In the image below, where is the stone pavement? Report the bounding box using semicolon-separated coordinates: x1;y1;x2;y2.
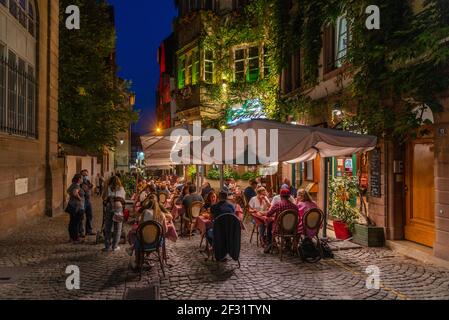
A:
0;197;449;300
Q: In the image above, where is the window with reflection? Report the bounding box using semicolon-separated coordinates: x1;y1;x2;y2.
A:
0;0;37;137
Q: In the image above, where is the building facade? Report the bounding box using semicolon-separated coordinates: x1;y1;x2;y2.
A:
173;0;261;125
0;0;62;235
156;34;176;130
278;1;449;260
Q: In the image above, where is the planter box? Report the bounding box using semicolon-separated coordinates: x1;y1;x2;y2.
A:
353;224;385;247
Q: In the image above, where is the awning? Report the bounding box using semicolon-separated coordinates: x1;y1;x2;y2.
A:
140;119;377;166
196;119;377;164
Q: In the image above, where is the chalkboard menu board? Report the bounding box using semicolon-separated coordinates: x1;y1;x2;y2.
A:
370;148;381;198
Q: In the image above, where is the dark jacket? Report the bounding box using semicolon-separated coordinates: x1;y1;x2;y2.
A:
213;213;241;262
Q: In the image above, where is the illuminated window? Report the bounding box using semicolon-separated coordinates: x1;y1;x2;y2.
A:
247;46;259;82
186;54;192;85
234;45;261;83
234;48;245;82
178;56;186;89
204;50;214;83
335;16;348;68
0;0;37;137
192;50;200;85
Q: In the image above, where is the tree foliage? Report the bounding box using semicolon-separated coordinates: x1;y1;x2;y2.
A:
59;0;138;153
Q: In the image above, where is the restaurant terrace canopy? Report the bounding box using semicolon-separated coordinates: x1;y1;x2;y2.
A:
140;119;378;166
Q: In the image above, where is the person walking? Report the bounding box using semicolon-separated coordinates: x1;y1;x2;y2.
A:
103;176;126;252
66;174;83;244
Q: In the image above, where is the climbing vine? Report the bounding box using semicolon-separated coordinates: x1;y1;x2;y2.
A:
190;0;449;141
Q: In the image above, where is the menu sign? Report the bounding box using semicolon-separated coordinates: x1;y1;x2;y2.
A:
370;148;381;198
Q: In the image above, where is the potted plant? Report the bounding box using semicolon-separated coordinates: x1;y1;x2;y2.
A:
329;176;360;240
352;189;385;247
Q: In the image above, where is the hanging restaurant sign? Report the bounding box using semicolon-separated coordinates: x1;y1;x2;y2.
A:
226;99;267;125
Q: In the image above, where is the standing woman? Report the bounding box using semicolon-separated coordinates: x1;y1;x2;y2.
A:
103;176;126;251
66;174;83;244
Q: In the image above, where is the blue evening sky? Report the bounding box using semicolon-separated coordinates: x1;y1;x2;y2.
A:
107;0;177;134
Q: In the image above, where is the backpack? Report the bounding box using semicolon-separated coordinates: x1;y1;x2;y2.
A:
300;238;321;262
320;240;334;259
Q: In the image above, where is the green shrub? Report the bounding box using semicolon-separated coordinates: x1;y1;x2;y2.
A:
207;168;220;180
240;171;259;181
329;175;360;232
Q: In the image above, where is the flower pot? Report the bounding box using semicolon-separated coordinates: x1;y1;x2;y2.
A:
333;220;352;240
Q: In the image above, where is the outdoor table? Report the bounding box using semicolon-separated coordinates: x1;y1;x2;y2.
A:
171;204;185;221
164;198;172;209
165;222;178;242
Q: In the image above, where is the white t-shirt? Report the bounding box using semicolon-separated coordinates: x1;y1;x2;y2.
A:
271;195;295;206
108;187;126;211
249;196;270;212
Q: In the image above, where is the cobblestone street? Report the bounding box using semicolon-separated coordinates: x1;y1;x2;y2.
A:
0;197;448;300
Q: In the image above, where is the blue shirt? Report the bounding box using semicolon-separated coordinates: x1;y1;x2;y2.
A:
244;186;257;202
210;200;236;220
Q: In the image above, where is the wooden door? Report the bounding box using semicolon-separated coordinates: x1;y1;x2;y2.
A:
404;138;435;247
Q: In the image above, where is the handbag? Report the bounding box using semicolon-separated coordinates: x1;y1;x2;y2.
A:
65;202;77;215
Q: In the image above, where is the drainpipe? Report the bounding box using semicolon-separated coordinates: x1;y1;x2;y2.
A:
322;157;330;239
44;0;53;217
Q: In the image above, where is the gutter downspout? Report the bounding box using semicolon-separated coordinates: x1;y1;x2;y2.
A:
45;0;53;217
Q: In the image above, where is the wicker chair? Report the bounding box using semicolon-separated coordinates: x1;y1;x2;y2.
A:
181;201;203;239
249;212;266;247
136;221;165;280
299;208;324;262
272;210;299;261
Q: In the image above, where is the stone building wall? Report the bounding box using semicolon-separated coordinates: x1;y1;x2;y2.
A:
0;0;62;236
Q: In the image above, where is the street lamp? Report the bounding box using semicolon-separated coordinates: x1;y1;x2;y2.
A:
120;139;124;145
129;93;136;107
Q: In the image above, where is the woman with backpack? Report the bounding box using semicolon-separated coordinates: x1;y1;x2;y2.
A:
103;176;126;252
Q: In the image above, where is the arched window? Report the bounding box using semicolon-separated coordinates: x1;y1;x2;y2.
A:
0;0;37;137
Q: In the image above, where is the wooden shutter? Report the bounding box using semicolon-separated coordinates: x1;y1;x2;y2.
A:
323;24;335;74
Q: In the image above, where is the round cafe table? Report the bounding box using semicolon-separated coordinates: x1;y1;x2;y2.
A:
171;204;185;221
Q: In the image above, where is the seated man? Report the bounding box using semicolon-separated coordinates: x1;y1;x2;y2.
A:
181;185;204;234
206;191;237;245
271;184;295;206
263;188;299;254
244;179;258;203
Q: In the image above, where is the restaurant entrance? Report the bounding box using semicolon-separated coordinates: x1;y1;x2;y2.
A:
404;137;435;248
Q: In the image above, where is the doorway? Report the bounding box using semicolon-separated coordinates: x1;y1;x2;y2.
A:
404;138;435;247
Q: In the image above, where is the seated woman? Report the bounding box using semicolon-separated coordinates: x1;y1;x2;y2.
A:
248;187;271;246
202;190;217;213
127;195;177;263
296;189;318;236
